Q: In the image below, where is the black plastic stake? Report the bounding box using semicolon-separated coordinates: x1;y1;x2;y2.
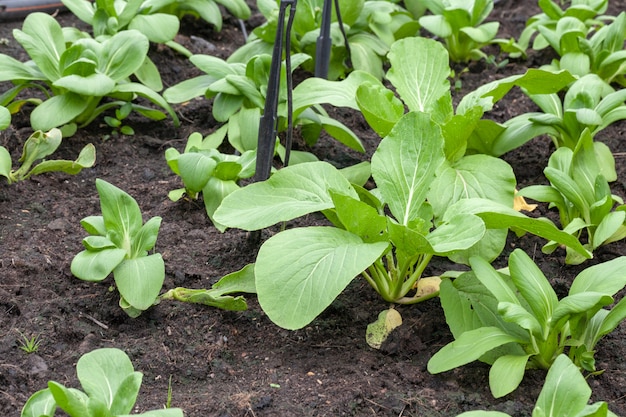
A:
254;0;297;182
314;0;351;79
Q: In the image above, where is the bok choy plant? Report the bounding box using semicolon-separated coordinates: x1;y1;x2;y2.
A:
164;53;375;155
71;179;165;318
516;0;612;55
518;129;626;265
20;347;184;417
418;0;523;63
0;128;95;184
537;11;626;84
456;354;619;417
428;249;626;398
229;0;419;80
0;13;178;132
212;110;589;332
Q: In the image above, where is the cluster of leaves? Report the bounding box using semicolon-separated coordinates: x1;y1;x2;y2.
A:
21;348;184;417
211;37;589;331
418;0;524;63
0;12;178;132
457;354;618;417
429;249;626;398
0;128;95;184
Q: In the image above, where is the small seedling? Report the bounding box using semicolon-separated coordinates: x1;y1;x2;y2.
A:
16;330;41;354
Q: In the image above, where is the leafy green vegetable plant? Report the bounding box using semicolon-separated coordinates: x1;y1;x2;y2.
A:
20;347;184;417
212;112;589;331
16;330;41;354
0;13;178;132
468;73;626;167
164;131;256;230
518;129;626;264
164;53;374;155
456;354;619;417
141;0;251;31
428;249;626;398
517;0;611;53
71;179;164;318
230;0;419;80
0;128;95;185
537;11;626;84
418;0;523;63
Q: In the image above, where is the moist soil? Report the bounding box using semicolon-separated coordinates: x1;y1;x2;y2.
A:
2;1;626;416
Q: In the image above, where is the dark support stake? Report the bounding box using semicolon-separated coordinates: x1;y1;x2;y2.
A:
250;0;297;245
314;0;351;79
254;0;297;182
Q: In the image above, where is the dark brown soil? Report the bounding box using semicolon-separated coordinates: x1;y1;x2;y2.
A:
2;1;626;416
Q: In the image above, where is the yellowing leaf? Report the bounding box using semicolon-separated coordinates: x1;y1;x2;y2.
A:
514;191;537;212
366;308;402;349
414;276;442;299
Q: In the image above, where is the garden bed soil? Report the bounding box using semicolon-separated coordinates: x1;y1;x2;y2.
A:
2;1;626;416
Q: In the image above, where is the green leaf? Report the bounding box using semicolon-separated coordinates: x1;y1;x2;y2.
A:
26;143;96;178
128;13;179;43
356;82;404;137
96;179;143;250
31;93;90;131
82;235;117;251
427;326;523;373
534;355;591;417
131;216;162;256
371;111;445;226
100;30;150;81
0;106;10;130
593;211;626;249
255;227;388;330
508;249;558;332
489;354;531;398
551;292;613;331
202;177;240;232
71;248;127;281
21;389;56;417
54;73;116;96
81;215;106;236
113;254;164;311
428;155;516;219
214;161;358;231
47;382;89;416
177;152;217;194
387;37;450;113
330;191;388;243
76;348;140;413
469;256;519;305
13;13;65;81
427;214;485;254
569;256;626;296
0;146;11;181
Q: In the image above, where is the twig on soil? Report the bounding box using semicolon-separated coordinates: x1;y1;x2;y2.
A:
79;312;109;330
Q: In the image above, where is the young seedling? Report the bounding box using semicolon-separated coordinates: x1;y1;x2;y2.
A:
16;330;41;354
20;347;184;417
429;249;626;398
71;179;164;318
0;128;95;184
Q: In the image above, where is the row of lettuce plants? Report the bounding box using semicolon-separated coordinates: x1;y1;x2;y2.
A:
5;0;626;416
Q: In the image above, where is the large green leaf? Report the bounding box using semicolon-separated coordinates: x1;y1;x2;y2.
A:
128;13;179;43
569;256;626;296
76;348;140;414
20;389;56;417
428;155;515;219
534;355;591;417
214;161;358;231
0;146;11;181
99;30;149;81
371;111;445;226
96;179;143;250
428;326;523;373
443;198;591;258
489;354;531;398
509;249;559;328
71;248;127;282
386;37;450;113
255;227;388;330
30;93;90;131
13;13;65;81
355;82;404;137
427;214;485;254
113;254;165;311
